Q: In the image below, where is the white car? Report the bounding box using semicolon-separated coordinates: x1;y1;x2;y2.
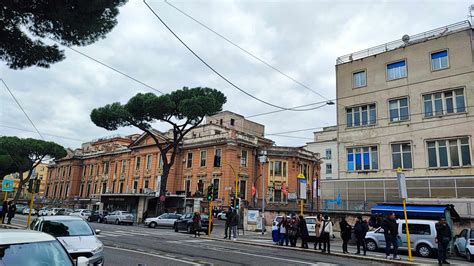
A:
0;229;88;266
217;212;227;220
145;213;181;228
304;216;318;237
104;211;134;225
22;207;37;215
69;209;92;219
454;227;474;262
37;208;50;216
48;208;65;216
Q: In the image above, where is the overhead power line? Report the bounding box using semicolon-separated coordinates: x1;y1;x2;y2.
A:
0;124;86;142
246;101;331;118
143;0;326;112
1;79;45;140
164;0;331;101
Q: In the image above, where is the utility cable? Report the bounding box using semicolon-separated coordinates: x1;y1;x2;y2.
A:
0;124;86;142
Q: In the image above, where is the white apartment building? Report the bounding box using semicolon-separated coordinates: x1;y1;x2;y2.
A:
306;126;338;180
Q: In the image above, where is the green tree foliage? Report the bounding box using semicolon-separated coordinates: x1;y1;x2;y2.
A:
0;0;127;69
91;87;226;212
0;136;66;202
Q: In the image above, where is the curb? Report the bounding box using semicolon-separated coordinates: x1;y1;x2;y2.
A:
205;236;419;265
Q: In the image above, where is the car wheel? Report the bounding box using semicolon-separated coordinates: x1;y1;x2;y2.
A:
187;225;192;234
174;225;178;232
115;219;120;225
416;244;432;258
98;218;101;223
467;250;474;262
149;222;157;228
365;239;377;251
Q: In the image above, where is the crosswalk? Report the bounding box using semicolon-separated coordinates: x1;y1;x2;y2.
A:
97;229;178;238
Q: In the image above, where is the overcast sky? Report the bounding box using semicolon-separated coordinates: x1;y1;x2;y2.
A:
0;0;471;150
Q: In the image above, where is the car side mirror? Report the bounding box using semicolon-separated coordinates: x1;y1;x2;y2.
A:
95;229;101;235
76;256;89;266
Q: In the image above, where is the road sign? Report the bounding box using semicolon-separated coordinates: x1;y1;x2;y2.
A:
1;178;14;192
299;179;307;200
297;173;305;179
396;167;408;199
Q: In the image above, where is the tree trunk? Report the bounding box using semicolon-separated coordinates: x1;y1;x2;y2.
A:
154;165;170;216
13;172;29;204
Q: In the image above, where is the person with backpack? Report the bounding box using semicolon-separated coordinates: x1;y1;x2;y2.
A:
288;214;299;247
299;215;309;249
354;216;369;255
319;214;333;254
339;216;352;254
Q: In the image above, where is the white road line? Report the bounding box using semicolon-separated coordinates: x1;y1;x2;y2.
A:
104;246;203;265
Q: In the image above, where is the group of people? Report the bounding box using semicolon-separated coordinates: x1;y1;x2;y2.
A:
223;208;240;240
339;215;369;255
1;200;16;224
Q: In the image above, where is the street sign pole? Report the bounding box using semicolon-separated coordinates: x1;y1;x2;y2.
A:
208;199;213;236
27;191;35;228
397;167;412;261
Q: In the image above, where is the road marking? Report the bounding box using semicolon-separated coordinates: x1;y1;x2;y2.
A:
104;246;203;265
166;239;213;244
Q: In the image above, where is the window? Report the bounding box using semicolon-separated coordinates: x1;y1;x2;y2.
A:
240;150;248;167
200;151;207;167
326;163;332;174
389;98;409;122
423;89;465;117
68;165;71;176
269;160;287;177
82;167;86;177
212;178;220;198
427;137;471;168
346;104;376;127
274;161;282;176
102;182;107;194
431;50;448;71
325;149;332;159
391;143;412;169
157;154;164;169
402;224;431;235
133;180;138;191
119;182;124;193
239;180;246;199
214;149;221;167
86;183;91;196
353;70;366;88
144;179;149;189
230;118;235;126
186;152;193;168
184;176;191;196
146;154;152;170
103;162;109;174
121;160;126;174
387;60;407;80
197;179;204;194
135;157;141;171
42;220;93;237
347;146;378;171
89;165;93;176
274;189;282;202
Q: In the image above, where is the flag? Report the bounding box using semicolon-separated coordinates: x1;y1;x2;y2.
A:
251;184;256;196
282;182;288;196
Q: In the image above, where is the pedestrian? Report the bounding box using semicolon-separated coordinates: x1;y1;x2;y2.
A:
7;201;16;225
319;214;333;254
299;215;309;249
288;214;299;247
381;212;400;260
339;216;352;254
230;209;239;241
1;200;8;224
223;208;233;239
354;216;369;255
278;216;289;246
192;212;201;238
435;217;451;265
272;221;280;244
142;210;148;224
314;214;322;250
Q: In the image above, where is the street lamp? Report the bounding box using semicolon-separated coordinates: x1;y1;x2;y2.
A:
258;150;267;235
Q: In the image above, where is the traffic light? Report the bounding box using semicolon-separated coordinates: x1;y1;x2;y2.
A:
27;178;34;193
235;198;240;209
35;179;41;193
230;196;235;207
207;185;213;201
212;186;218;200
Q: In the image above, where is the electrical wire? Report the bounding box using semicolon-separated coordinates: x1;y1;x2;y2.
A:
246;101;331;118
0;124;86;142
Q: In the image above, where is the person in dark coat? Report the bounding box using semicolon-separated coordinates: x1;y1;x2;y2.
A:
354;216;369;255
230;209;239;240
435;217;451;265
1;200;8;224
381;212;400;260
339;217;352;253
299;215;309;249
287;214;299;247
6;201;16;224
224;208;233;239
192;212;201;238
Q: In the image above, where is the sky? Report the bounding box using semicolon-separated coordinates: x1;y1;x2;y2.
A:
0;0;472;150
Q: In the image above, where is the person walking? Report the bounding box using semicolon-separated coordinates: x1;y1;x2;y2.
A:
6;201;16;225
288;214;299;247
192;212;201;238
223;208;233;239
319;214;333;254
435;217;451;265
314;214;322;250
339;217;352;254
278;216;289;246
230;209;239;241
1;200;8;224
299;215;309;249
354;216;369;255
381;212;400;260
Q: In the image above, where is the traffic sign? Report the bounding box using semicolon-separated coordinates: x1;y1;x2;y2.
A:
1;178;14;192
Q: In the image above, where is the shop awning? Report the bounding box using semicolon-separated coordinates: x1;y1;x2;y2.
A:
371;203;460;221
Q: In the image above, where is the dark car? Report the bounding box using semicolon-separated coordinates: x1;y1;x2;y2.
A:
87;210;108;223
173;213;213;234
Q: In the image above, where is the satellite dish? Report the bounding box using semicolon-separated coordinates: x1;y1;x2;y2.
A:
402;34;410;43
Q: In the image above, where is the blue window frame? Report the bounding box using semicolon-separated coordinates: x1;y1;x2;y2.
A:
347;146;378;172
387;60;407;80
431;50;448;70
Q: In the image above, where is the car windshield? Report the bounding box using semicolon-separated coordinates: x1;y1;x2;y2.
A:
0;241;73;266
41;220;93;237
305;218;316;224
201;215;208;220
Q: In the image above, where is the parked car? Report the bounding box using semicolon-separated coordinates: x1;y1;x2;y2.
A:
29;216;103;265
38;208;50;216
272;215;290;227
48;208;65;216
104;211;134;225
216;212;227;220
22;207;37;215
145;213;181;228
15;204;27;214
69;209;92;219
304;216;318;238
87;210;108;223
57;208;73;216
454;228;474;262
0;229;89;266
365;219;438;258
174;213;213;234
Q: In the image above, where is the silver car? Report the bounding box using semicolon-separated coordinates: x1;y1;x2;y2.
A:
365;219;438;258
144;213;181;228
30;216;104;265
104;210;134;225
454;228;474;262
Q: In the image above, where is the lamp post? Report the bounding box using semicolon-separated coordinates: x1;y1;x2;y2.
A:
258;150;267;235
